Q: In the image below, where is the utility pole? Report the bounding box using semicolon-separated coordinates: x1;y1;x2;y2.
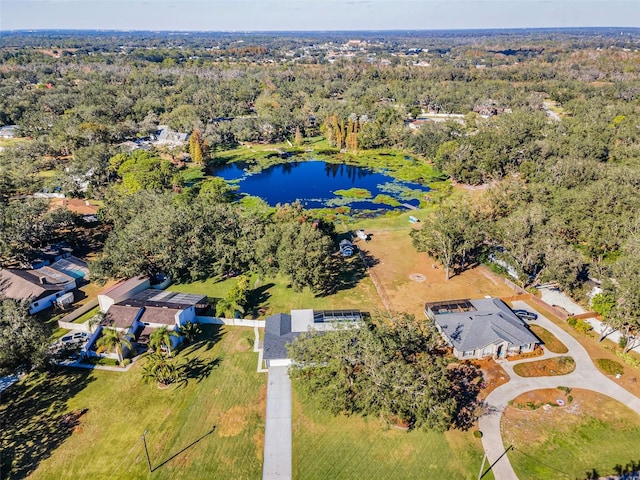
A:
478;444;513;480
142;430;152;473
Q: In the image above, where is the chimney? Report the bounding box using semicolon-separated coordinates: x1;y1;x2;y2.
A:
39;276;47;284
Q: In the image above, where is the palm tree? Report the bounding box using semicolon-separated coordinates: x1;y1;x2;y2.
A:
96;328;132;366
179;321;201;344
149;326;179;357
142;353;185;387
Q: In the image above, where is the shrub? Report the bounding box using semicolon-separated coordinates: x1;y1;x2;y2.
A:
596;358;624;376
473;430;483;438
567;317;577;327
567;395;573;404
557;386;571;395
122;358;131;366
574;319;593;334
619;336;628;349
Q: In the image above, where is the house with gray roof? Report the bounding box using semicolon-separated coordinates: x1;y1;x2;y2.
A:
0;266;76;314
425;298;539;360
263;309;363;368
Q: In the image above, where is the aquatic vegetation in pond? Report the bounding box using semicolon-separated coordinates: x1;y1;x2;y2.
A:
372;194;401;207
333;188;373;199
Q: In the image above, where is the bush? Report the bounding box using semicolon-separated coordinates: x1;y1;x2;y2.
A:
473;430;483;438
619;336;628;349
557;386;571;395
567;395;573;404
122;358;131;366
567;317;592;334
575;319;593;334
596;358;624;376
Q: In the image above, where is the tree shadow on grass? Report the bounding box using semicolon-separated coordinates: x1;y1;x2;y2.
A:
183;357;222;384
245;283;274;318
0;368;94;479
179;324;224;356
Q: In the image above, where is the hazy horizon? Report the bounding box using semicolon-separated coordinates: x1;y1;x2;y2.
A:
2;1;639;32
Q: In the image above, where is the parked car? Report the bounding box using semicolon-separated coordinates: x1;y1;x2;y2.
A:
60;332;89;344
513;309;538;321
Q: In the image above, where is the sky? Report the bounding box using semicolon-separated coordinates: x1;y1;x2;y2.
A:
1;0;639;31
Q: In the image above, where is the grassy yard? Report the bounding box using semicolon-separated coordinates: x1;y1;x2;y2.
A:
529;325;569;354
513;356;576;377
292;387;491;480
503;389;640;479
169;259;383;319
1;325;265;480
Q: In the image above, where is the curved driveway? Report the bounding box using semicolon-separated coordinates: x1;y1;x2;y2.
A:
478;300;640;480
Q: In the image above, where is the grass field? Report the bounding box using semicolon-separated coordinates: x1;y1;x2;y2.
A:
529;325;569;354
169;260;383;319
503;389;640;479
292;387;492;480
1;326;265;480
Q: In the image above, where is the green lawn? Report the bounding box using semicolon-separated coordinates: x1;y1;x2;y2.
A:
169;262;383;319
504;390;640;479
1;325;265;480
292;387;491;480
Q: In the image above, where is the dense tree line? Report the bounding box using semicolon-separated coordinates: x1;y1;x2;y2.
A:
91;191;339;294
288;313;483;431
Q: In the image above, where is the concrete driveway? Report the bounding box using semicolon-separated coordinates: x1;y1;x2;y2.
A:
263;366;292;480
478;301;640;480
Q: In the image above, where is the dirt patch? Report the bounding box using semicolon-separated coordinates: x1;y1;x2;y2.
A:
513;356;576;377
361;229;514;317
254;431;265;460
218;405;250;437
473;358;510;399
409;273;426;282
236;337;252;352
511;388;571;407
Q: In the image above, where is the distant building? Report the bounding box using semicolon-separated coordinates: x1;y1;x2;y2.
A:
426;298;539;360
152;125;190;146
0;125;18;138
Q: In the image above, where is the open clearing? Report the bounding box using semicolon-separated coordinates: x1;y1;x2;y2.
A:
351;225;513;318
502;389;640;479
1;326;265;480
292;387;491;480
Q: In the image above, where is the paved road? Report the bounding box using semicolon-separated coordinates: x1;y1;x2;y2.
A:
263;366;292;480
479;301;640;480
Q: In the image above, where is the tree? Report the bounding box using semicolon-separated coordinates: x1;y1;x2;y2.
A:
288;313;481;431
142;352;185;387
0;299;50;376
216;275;250;318
189;128;207;165
149;326;179;357
410;204;483;280
96;328;132;366
178;321;201;343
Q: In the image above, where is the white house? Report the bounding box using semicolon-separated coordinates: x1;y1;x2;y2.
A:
0;267;76;314
98;276;150;313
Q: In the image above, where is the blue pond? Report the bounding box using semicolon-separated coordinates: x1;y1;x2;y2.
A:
209;161;430;210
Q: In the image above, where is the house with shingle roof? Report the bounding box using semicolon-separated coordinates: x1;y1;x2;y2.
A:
425;298;539;360
0;267;76;314
263;309;363;368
